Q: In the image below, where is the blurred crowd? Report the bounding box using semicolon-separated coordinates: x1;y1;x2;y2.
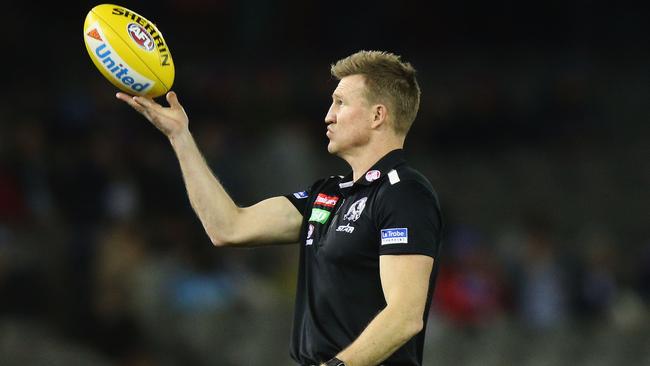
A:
1;1;650;365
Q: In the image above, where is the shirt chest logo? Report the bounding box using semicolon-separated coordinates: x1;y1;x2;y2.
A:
308;193;340;225
343;197;367;222
305;224;315;245
335;223;355;233
315;193;339;207
309;208;330;224
365;170;381;182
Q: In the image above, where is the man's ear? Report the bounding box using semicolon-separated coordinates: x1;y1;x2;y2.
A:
370;104;388;129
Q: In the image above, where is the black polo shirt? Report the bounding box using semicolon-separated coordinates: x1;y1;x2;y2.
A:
284;149;442;366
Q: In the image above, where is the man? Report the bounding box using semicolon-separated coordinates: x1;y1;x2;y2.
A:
116;50;442;366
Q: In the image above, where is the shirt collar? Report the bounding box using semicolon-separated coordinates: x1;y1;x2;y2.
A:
338;149;406;192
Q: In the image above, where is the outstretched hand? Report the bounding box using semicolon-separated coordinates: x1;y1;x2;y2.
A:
116;91;189;139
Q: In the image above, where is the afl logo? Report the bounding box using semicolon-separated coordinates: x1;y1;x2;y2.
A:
127;23;154;51
365;170;381;182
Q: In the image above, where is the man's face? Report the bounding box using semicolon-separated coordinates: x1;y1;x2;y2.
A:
324;74;374;156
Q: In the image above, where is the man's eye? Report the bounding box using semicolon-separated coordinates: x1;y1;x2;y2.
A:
335;99;343;105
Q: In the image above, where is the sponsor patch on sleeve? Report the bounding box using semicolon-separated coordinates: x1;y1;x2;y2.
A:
381;228;408;245
293;191;308;199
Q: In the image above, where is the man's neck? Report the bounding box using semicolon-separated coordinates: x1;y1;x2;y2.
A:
344;140;404;182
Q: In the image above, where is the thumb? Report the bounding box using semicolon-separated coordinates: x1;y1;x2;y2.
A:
166;91;182;109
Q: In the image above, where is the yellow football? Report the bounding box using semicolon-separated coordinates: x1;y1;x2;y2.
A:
83;4;174;97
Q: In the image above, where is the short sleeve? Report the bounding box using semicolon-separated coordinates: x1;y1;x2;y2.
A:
284;178;325;216
375;180;442;258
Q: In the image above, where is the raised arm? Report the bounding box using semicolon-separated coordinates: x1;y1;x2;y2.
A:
116;91;302;247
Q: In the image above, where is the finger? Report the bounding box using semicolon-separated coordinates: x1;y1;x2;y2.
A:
116;92;134;102
132;96;159;109
166;91;182;109
117;94;147;114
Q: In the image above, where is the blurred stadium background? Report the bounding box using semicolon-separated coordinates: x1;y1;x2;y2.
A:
1;1;649;365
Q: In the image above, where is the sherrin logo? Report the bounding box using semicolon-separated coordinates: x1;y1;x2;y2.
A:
111;7;171;66
127;23;155;51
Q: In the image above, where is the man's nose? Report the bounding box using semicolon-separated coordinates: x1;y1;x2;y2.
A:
325;107;335;124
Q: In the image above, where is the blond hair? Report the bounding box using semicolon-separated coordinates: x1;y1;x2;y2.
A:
331;50;421;135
